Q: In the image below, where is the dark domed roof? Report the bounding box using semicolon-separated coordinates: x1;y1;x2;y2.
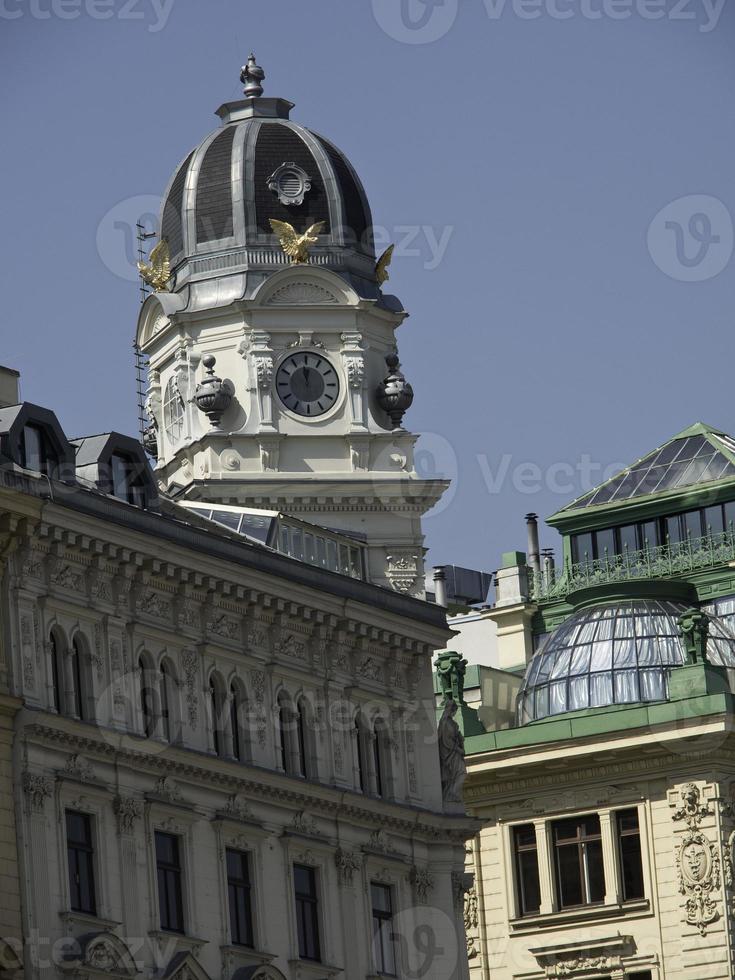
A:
159;60;376;293
516;600;735;725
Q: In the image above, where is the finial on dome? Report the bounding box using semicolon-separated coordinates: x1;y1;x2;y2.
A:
240;53;265;98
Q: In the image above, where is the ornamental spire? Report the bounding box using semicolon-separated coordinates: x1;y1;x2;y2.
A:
240;53;265;98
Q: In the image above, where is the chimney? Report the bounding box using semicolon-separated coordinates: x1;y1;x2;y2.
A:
525;513;541;576
0;366;20;409
433;566;448;608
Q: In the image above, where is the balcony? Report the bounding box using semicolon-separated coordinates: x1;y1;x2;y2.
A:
531;529;735;602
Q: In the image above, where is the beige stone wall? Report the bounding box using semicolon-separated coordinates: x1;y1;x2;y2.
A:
465;739;735;980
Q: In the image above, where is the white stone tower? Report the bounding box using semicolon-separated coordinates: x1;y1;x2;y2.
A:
137;56;446;595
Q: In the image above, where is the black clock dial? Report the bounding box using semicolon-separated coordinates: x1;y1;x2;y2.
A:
276;352;340;417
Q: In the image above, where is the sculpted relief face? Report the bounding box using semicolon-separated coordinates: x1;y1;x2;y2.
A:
683;841;708;881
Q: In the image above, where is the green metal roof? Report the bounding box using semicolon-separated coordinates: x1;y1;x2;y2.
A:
550;422;735;524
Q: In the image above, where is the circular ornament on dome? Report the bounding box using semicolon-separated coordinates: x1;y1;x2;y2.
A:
267;162;312;207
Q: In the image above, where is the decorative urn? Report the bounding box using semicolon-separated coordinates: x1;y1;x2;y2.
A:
194;355;233;428
376;353;414;429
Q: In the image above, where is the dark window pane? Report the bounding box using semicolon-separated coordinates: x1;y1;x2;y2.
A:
556;843;583;907
617;809;644;901
725;501;735;530
704;505;725;535
294;864;320;962
586;838;605;902
665;515;682;544
66;811;96;915
572;533;593;565
683;510;703;541
513;823;541;916
21;425;46;472
226;848;253;947
618;524;639;554
595;528;615;558
640;521;659;549
155;832;184;933
371;883;396;976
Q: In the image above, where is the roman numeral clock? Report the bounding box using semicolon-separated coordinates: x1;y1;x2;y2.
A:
275;351;339;418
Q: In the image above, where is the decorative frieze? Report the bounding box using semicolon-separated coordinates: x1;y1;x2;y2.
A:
670;782;721;936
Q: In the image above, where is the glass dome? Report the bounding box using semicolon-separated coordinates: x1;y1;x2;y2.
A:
516;600;735;725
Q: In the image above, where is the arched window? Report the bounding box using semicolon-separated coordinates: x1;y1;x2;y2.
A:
372;719;391;799
70;635;91;722
278;692;291;773
160;662;171;742
139;656;157;738
49;631;63;713
210;674;228;758
230;681;249;763
355;715;368;792
163;378;185;443
296;698;308;778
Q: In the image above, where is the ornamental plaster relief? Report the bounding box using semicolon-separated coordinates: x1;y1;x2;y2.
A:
670;783;722;936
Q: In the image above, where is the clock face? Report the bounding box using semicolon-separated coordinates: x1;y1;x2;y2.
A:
275;351;340;417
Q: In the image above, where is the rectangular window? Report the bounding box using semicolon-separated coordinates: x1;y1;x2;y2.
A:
683;509;703;542
640;520;659;550
66;811;96;915
665;514;683;545
572;532;593;566
371;882;397;976
618;524;639;555
616;808;645;901
294;864;321;962
595;527;616;559
725;500;735;531
155;832;184;933
552;814;604;909
704;504;725;536
226;849;254;948
21;425;46;473
513;824;541;916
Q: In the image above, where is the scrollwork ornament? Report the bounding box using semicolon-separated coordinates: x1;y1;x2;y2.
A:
676;826;721;935
22;771;52;813
114;796;143;835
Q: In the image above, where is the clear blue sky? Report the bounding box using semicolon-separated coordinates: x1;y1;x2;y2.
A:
2;0;735;573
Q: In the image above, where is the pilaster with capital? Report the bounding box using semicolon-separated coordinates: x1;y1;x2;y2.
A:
340;332;367;429
241;330;276;431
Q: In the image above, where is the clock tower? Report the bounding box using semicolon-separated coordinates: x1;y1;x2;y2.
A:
136;57;446;596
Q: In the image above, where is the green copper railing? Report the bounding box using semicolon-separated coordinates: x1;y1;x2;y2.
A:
531;528;735;601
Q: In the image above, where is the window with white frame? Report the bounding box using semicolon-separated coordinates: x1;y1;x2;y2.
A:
371;882;397;977
66;810;97;916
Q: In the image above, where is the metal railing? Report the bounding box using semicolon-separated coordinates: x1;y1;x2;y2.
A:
531;528;735;601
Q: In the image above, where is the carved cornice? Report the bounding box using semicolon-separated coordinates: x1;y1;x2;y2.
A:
22;723;476;844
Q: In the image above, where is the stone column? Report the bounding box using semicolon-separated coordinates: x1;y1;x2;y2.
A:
533;819;554;914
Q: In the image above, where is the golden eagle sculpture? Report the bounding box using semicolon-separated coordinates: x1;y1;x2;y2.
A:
375;244;395;286
137;239;171;292
269;219;325;264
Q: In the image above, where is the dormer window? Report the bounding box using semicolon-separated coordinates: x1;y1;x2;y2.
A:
20;424;55;474
110;453;146;506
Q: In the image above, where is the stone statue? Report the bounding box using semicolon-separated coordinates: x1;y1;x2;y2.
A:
435;650;467;706
677;608;709;665
438;698;466;809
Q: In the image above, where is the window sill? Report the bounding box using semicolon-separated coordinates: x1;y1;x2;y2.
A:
148;930;208;956
60;910;120;933
288;958;343;978
221;944;276;971
510;898;650;930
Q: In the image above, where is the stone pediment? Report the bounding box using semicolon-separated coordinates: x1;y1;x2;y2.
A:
0;938;23;975
162;952;212;980
264;281;339;306
59;932;138;978
530;935;636;978
232;968;288;980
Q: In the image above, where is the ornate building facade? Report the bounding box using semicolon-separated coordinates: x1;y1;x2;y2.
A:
0;57;474;980
462;423;735;979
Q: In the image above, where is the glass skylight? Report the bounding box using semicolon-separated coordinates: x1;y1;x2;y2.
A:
568;435;735;510
516;600;735;725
